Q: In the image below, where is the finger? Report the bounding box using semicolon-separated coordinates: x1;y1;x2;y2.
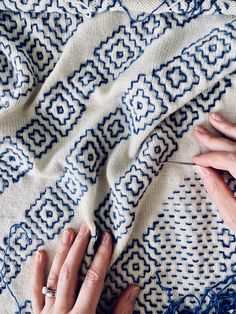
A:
44;228;75;310
193;165;236;232
32;250;47;314
112;285;140;314
192;151;236;178
73;232;113;314
55;223;91;312
192;125;236;152
208;112;236;142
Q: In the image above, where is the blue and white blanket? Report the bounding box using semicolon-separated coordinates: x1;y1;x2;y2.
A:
0;0;236;313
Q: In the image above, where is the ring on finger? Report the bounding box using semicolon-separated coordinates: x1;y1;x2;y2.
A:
42;286;57;298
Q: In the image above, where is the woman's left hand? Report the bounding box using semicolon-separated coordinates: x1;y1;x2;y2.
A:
192;111;236;232
31;223;140;314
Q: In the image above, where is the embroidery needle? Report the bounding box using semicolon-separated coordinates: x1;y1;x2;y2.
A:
156;161;196;166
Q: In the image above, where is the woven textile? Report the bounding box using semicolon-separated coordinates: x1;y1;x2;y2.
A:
0;0;236;313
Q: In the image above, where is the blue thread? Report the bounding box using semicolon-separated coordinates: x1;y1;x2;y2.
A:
0;224;31;314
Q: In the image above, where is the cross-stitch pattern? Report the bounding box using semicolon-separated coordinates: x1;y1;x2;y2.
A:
0;0;236;313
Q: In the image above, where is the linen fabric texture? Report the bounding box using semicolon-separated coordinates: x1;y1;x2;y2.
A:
0;0;236;313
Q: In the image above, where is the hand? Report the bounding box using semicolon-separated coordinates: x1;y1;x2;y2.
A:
192;112;236;232
32;224;140;314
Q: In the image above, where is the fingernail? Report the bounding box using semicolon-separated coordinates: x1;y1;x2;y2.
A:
128;286;140;302
63;230;71;244
193;165;209;178
79;223;88;236
37;251;42;262
194;125;207;134
211;112;221;122
101;232;110;244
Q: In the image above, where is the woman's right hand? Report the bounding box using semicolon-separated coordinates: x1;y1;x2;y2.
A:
192;112;236;233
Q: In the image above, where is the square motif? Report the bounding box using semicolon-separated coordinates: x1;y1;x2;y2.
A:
114;163;151;208
182;28;236;80
152;56;200;103
56;166;88;205
66;129;108;184
94;193;135;242
94;25;142;79
25;187;74;239
0;136;33;182
68;60;108;99
98;107;130;149
16;119;58;159
122;74;168;134
36;81;86;137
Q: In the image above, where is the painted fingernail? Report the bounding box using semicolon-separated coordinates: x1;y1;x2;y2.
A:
211;112;221;122
79;223;88;236
101;232;110;244
128;286;140;302
194;125;208;134
63;230;71;244
193;165;209;178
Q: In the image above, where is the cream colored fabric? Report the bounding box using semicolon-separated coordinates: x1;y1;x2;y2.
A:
0;1;236;313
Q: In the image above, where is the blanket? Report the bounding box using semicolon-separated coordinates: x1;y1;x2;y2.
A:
0;0;236;313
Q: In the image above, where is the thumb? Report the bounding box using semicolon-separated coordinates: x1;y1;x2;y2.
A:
112;285;140;314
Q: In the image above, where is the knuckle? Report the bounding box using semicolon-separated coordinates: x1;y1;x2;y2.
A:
228;152;236;162
57;246;68;256
97;244;109;256
59;263;71;281
47;271;58;285
85;268;101;283
205;179;217;195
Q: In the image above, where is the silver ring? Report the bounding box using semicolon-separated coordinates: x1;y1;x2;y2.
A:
42;286;57;298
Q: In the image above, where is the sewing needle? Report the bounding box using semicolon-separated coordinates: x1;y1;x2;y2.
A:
156;161;196;166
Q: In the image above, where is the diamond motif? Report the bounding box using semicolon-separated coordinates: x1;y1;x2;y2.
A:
25;187;74;239
182;29;236;80
67;129;107;184
122;74;168;134
36;81;86;137
16;119;58;158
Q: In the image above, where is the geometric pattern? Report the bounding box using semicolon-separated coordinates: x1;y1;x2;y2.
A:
131;13;171;46
164;104;199;138
16;119;58;159
2;222;43;262
182;28;236;80
97;239;171;314
113;162;152;209
94;192;135;243
97;107;130;149
25;37;54;79
0;42;34;109
40;12;83;46
142;174;236;310
1;2;236;312
122;74;168;134
66;129;108;185
35;81;86;137
25;187;74;240
94;25;143;79
0;247;21;294
56;166;88;205
153;56;200;103
138;124;178;176
0;136;33;194
68;60;108;99
16;299;32;314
